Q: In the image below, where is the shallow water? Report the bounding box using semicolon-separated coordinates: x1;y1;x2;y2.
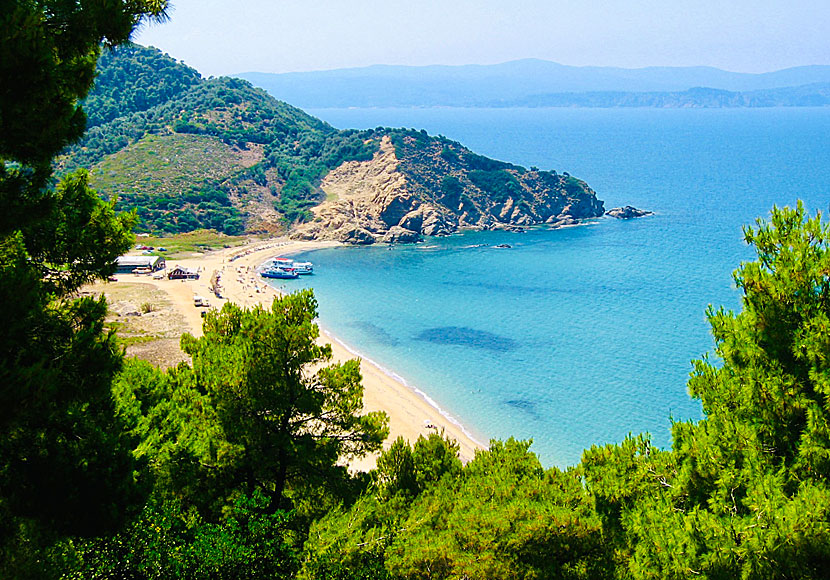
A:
270;107;830;466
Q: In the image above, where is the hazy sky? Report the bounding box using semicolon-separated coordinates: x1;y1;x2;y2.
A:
134;0;829;76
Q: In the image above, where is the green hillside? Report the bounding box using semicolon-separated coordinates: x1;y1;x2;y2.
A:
90;133;249;233
92;134;245;195
59;44;601;238
59;45;377;234
83;44;202;129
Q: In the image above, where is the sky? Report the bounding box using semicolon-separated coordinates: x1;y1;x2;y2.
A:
134;0;830;77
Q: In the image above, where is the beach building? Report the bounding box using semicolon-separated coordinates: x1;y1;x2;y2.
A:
115;255;165;274
168;266;200;280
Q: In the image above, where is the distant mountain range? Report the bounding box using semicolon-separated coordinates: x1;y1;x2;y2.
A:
236;60;830;108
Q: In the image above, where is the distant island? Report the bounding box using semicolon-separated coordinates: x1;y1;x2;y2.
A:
507;84;830;108
58;45;605;243
236;60;830;109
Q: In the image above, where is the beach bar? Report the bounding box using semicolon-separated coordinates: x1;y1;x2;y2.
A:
168;266;200;280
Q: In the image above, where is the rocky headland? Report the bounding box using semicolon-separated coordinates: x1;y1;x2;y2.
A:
292;134;605;244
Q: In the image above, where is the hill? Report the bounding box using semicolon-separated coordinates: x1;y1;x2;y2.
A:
58;45;604;240
294;131;601;244
236;60;830;109
508;83;830;108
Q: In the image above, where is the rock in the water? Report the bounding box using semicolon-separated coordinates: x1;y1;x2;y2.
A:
546;215;579;227
605;206;654;219
398;208;424;232
421;208;452;236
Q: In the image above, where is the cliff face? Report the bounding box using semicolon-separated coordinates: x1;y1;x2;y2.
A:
293;134;604;244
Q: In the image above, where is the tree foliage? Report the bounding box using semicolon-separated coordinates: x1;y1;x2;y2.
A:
0;0;166;167
0;0;169;575
581;202;830;579
300;204;830;580
182;291;388;512
303;437;606;580
83;44;202;129
60;291;389;577
115;291;389;517
61;493;300;580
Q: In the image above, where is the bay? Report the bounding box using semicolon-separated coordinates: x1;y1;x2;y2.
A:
274;107;830;466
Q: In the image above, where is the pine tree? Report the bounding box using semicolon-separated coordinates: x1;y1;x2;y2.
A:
583;203;830;578
1;1;169;575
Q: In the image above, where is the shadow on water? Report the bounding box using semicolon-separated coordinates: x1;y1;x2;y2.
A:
442;279;631;296
349;321;401;346
504;399;541;420
415;326;518;352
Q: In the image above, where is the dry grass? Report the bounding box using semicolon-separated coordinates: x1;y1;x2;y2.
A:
84;280;192;369
135;229;250;258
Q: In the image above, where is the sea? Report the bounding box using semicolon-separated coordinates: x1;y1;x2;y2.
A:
269;107;830;467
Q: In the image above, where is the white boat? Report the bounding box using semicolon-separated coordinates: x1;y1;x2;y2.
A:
260;266;298;279
292;261;314;274
264;257;313;275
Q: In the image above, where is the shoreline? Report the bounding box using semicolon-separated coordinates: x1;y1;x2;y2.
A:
317;325;489;451
111;237;486;470
273;243;489;459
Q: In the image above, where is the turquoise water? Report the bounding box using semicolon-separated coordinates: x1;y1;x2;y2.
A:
273;108;830;467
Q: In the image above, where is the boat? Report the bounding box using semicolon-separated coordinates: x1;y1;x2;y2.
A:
260;266;299;279
263;257;314;275
292;261;314;275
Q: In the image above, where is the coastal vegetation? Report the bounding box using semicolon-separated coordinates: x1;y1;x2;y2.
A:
135;229;249;257
4;4;830;579
60;204;830;580
0;0;171;575
58;44;602;240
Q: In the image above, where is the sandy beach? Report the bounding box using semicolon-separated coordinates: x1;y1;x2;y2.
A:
108;238;485;470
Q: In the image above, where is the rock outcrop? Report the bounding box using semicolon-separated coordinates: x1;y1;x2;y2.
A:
605;206;654;219
380;226;422;244
293;134;605;244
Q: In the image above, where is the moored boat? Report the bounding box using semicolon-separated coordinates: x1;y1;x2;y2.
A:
292;261;314;274
260;266;299;279
263;257;314;275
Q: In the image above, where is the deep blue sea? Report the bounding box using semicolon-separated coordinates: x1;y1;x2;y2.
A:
273;107;830;467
